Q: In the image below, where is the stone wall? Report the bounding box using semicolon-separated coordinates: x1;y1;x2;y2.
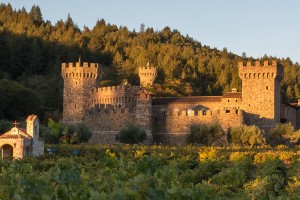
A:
93;85;141;109
280;102;297;128
0;139;32;159
153;107;243;134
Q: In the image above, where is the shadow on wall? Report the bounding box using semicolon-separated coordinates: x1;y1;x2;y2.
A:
244;113;274;130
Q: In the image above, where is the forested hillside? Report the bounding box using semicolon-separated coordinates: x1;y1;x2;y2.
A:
0;3;300;121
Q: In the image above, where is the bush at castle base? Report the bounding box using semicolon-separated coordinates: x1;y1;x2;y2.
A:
42;119;92;144
229;125;266;147
268;123;300;146
186;123;225;145
115;124;147;144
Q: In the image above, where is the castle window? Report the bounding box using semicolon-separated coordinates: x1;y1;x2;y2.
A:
235;109;239;114
244;73;247;79
83;73;86;78
266;86;269;90
76;82;77;85
263;73;265;78
236;99;238;102
66;73;68;78
145;95;148;99
267;73;269;78
226;109;230;114
75;104;77;108
258;73;260;79
253;73;256;79
272;73;274;78
202;110;206;115
227;100;230;102
249;73;251;79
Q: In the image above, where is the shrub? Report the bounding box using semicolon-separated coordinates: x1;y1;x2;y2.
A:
245;174;285;199
230;125;266;147
115;125;147;144
187;123;225;145
44;118;92;144
269;123;295;145
66;124;92;143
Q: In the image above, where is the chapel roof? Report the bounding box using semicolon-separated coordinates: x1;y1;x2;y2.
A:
0;127;32;140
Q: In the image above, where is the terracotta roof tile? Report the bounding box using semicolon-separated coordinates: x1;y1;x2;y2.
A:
222;92;242;98
152;96;222;105
0;128;32;140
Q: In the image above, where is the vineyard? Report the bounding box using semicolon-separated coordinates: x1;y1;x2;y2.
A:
1;145;300;199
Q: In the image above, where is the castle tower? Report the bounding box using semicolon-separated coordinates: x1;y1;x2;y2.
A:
238;60;283;129
61;60;100;123
135;88;153;143
138;65;157;86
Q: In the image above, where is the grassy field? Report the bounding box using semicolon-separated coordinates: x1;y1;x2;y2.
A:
1;144;300;199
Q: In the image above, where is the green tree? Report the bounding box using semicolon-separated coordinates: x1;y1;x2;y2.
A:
230;125;266;147
187;123;225;145
115;124;147;144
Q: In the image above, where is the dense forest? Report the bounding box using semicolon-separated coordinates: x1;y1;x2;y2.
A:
0;3;300;122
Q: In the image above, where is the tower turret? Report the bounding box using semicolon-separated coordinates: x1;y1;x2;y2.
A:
62;60;101;123
138;66;157;86
238;60;283;129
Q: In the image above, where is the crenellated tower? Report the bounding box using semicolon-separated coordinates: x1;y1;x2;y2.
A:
239;60;283;129
138;66;157;86
61;59;101;123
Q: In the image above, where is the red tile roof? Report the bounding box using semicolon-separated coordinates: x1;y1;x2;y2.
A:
222;92;242;98
0;128;32;140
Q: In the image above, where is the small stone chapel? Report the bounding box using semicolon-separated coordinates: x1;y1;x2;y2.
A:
0;115;44;159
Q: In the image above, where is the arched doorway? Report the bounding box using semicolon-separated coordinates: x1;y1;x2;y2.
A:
1;144;13;159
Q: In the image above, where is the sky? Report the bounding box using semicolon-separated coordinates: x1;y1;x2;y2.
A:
2;0;300;63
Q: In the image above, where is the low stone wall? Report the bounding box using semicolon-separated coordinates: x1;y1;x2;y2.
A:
89;131;119;144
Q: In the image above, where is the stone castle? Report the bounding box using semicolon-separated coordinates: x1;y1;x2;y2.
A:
61;60;300;145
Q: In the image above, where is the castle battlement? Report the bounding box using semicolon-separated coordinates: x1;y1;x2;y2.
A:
239;60;277;67
62;62;100;80
139;66;157;86
139;66;157;71
97;85;141;92
159;108;243;117
62;62;99;68
238;60;283;80
89;107;131;115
